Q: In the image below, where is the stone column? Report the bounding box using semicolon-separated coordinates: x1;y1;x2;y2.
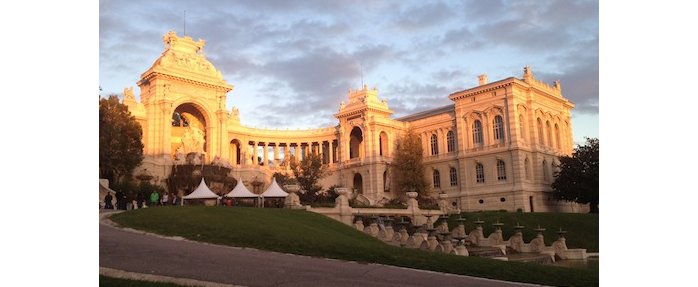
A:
263;142;269;166
283;144;290;168
273;144;279;167
329;140;334;164
249;141;256;165
294;143;300;163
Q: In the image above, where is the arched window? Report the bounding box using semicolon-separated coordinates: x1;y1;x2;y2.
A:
449;167;458;186
519;114;525;142
497;160;507;181
475;163;485;183
430;134;439;155
433;169;441;188
537;118;544;145
555;124;561;150
493;115;504;143
379;132;389;156
543;160;549;182
447;131;455;152
473;120;483;145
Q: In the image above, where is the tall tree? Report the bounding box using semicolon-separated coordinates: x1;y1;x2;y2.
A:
290;153;328;203
99;95;144;183
393;129;429;195
552;137;599;213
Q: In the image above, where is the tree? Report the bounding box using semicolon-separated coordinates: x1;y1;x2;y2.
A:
552;137;599;213
290;153;328;203
99;95;144;183
392;129;429;196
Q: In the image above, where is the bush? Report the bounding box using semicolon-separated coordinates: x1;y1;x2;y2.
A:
417;195;440;210
382;198;407;209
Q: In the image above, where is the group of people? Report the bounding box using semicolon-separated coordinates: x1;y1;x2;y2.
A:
148;191;180;207
103;190;181;210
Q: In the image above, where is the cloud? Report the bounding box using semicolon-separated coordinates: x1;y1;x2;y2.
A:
393;2;455;30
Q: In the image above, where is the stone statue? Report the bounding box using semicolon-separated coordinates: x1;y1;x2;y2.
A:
123;87;135;101
181;125;205;154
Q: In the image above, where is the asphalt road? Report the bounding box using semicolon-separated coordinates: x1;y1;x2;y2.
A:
99;212;543;287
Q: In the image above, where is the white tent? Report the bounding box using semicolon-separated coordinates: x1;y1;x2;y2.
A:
224;180;258;198
261;177;289;198
184;178;221;199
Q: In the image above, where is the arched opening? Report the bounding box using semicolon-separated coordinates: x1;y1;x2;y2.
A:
430;134;439;155
353;173;363;194
473;120;483;145
171;103;208;159
493;115;504;143
383;170;390;192
446;130;455;152
379;131;389;156
349;127;363;159
229;139;241;165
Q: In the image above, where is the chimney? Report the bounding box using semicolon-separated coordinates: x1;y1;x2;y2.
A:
478;74;488;85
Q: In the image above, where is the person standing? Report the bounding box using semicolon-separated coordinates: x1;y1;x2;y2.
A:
149;190;160;207
115;190;125;210
104;192;114;209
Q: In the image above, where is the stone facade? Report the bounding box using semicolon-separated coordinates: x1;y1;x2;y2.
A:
124;31;587;213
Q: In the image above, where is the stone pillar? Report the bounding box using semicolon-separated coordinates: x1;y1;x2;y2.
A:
283;144;290;167
329;140;334;164
273;144;279;167
263;143;269;166
249;141;256;165
294;143;300;163
335;188;352;225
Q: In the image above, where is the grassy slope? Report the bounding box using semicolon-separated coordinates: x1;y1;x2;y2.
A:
110;207;598;287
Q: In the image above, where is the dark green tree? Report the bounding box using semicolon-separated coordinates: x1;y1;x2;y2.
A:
393;129;429;196
99;95;144;183
290;153;328;203
552;137;599;213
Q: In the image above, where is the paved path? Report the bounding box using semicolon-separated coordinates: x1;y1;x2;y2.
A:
99;212;544;287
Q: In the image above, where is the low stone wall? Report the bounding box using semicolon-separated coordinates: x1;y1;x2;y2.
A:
305;190;444;226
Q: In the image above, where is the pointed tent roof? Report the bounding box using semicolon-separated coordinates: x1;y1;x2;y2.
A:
224;180;258;198
261;177;289;198
183;178;221;199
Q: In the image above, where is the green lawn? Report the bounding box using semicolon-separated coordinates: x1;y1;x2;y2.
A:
110;207;598;287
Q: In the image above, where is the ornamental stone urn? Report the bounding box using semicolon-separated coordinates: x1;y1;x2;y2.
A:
283;184;302;209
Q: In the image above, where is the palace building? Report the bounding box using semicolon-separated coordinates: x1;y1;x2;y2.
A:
123;31;587;213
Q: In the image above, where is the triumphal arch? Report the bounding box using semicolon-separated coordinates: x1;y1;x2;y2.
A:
123;31;587;212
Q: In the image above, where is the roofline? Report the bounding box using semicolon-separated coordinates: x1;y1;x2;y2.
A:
394;104;454;122
448;77;517;101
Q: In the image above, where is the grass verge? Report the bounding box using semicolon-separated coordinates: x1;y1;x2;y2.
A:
110;207;598;287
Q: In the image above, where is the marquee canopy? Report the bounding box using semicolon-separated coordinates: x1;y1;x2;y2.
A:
183;178;221;199
261;177;289;198
224;180;258;198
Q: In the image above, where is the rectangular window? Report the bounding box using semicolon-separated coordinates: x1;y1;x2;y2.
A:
450;168;458;186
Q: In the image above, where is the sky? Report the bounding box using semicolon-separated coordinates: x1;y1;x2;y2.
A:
100;0;598;145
